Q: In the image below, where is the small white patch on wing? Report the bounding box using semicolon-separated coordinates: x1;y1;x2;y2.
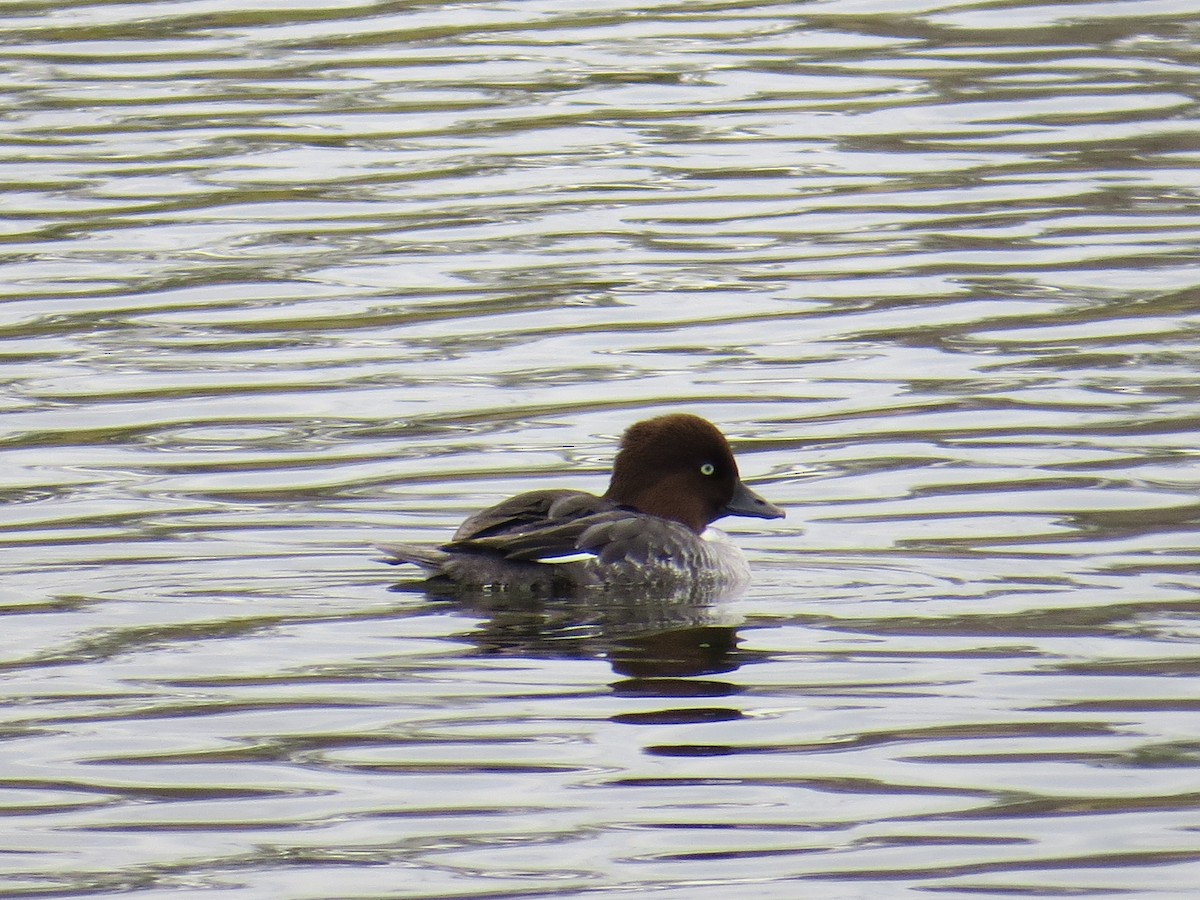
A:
533;551;598;565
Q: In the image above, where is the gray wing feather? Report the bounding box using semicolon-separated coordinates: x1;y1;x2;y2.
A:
579;516;696;566
452;489;593;541
443;488;702;568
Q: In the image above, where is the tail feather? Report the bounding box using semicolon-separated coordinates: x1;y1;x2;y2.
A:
375;542;449;574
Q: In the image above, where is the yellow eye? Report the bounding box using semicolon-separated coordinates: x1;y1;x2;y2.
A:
700;463;715;476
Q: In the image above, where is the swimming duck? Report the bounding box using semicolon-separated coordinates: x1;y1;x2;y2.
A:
378;414;784;593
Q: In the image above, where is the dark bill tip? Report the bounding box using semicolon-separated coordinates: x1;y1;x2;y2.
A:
724;479;785;520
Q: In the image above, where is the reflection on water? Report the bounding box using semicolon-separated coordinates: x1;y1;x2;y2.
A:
2;0;1200;895
426;585;747;677
391;562;749;676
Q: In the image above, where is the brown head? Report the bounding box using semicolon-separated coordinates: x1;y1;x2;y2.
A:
603;414;785;533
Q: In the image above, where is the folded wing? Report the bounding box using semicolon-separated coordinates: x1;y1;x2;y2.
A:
446;488;699;567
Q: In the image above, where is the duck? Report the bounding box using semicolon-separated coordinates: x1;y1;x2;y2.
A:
377;413;784;593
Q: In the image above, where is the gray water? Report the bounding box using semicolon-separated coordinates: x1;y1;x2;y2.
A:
3;0;1200;897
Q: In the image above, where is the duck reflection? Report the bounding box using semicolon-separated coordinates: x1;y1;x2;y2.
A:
391;578;755;682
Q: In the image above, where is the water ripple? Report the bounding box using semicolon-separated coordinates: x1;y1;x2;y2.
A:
1;0;1199;896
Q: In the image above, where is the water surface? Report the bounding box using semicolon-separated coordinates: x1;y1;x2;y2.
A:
2;0;1200;896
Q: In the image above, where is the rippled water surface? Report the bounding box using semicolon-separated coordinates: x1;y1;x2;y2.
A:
3;0;1200;896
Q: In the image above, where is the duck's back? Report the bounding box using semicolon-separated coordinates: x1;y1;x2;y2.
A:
451;489;610;543
379;489;612;591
